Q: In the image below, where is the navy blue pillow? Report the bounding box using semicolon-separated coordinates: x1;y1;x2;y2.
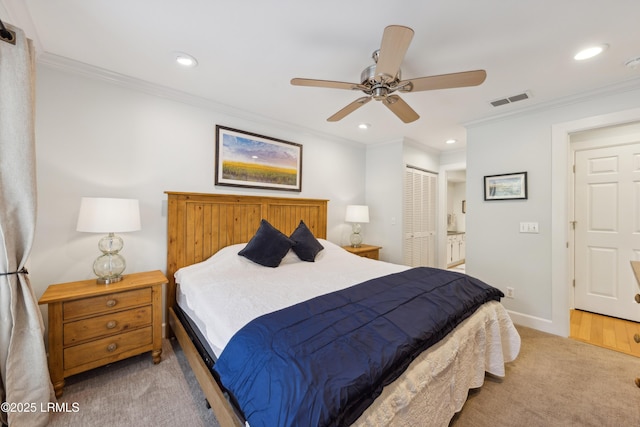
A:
289;220;324;262
238;219;294;267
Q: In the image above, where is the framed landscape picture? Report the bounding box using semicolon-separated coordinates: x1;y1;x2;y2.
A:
215;125;302;192
484;172;527;200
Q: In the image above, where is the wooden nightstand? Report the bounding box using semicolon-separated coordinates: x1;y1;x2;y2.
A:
38;270;167;398
342;244;382;260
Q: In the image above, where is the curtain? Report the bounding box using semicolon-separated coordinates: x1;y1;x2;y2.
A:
0;23;54;426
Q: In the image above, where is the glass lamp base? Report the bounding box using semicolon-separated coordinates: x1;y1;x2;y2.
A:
96;275;124;285
350;232;363;248
93;233;127;284
350;222;363;247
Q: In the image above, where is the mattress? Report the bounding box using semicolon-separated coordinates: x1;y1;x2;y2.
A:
175;239;408;356
175;239;520;425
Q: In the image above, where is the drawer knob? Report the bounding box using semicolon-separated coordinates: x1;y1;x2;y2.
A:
635;294;640;304
106;343;117;352
106;320;117;329
106;299;117;307
635;334;640;344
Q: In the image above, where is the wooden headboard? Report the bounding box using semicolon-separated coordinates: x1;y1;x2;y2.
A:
165;191;328;327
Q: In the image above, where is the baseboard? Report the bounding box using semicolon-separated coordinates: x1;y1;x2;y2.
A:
507;309;568;338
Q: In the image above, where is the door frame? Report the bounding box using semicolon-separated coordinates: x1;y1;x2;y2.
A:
571;139;640;321
551;107;640;337
438;161;466;270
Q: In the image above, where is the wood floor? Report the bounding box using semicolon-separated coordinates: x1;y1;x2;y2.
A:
570;309;640;357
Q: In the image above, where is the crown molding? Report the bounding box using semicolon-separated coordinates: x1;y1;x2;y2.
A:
37;52;364;148
465;76;640;129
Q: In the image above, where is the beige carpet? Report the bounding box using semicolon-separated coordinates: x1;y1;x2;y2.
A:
47;325;640;426
48;339;217;427
451;325;640;426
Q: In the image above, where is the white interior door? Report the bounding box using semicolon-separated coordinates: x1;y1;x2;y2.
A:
574;142;640;321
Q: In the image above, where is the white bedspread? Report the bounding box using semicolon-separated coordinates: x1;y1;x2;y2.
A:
175;239;408;355
175;239;521;425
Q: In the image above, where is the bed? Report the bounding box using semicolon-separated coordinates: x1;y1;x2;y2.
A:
165;191;520;427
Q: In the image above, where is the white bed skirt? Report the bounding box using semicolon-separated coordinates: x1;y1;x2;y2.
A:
354;301;520;426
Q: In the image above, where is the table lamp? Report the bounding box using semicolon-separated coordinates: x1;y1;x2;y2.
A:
76;197;141;284
345;205;369;248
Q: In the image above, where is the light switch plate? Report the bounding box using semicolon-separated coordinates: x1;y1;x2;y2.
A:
519;222;539;233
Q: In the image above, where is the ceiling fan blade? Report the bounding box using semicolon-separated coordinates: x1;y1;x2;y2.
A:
327;97;372;122
291;78;366;91
400;69;487;92
382;95;419;123
375;25;414;83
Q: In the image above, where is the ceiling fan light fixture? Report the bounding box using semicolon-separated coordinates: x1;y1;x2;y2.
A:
574;44;608;61
373;87;389;100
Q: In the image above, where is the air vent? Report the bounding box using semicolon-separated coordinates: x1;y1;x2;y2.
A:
490;98;510;107
490;91;531;107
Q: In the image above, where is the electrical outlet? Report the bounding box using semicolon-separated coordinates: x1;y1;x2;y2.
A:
506;287;515;298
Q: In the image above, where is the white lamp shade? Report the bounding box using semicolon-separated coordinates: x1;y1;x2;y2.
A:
345;205;369;223
76;197;141;233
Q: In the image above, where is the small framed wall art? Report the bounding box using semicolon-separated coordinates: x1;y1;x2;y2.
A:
215;125;302;192
484;172;527;201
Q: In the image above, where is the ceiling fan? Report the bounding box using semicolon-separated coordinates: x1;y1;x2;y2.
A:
291;25;487;124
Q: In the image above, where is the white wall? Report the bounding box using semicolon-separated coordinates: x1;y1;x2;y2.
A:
364;139;441;265
364;140;404;263
440;149;466;166
403;140;441;173
466;81;640;336
30;64;366;309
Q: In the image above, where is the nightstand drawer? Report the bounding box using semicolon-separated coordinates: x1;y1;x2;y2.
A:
64;326;153;370
342;244;381;260
360;251;379;260
63;288;151;320
63;306;152;346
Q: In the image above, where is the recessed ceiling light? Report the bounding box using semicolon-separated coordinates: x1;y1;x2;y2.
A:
174;52;198;68
574;44;608;61
358;123;371;130
445;139;457;144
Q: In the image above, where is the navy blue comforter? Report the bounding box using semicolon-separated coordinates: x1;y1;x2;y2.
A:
214;267;503;427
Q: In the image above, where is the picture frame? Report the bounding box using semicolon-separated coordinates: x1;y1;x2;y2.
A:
215;125;302;192
484;172;527;201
